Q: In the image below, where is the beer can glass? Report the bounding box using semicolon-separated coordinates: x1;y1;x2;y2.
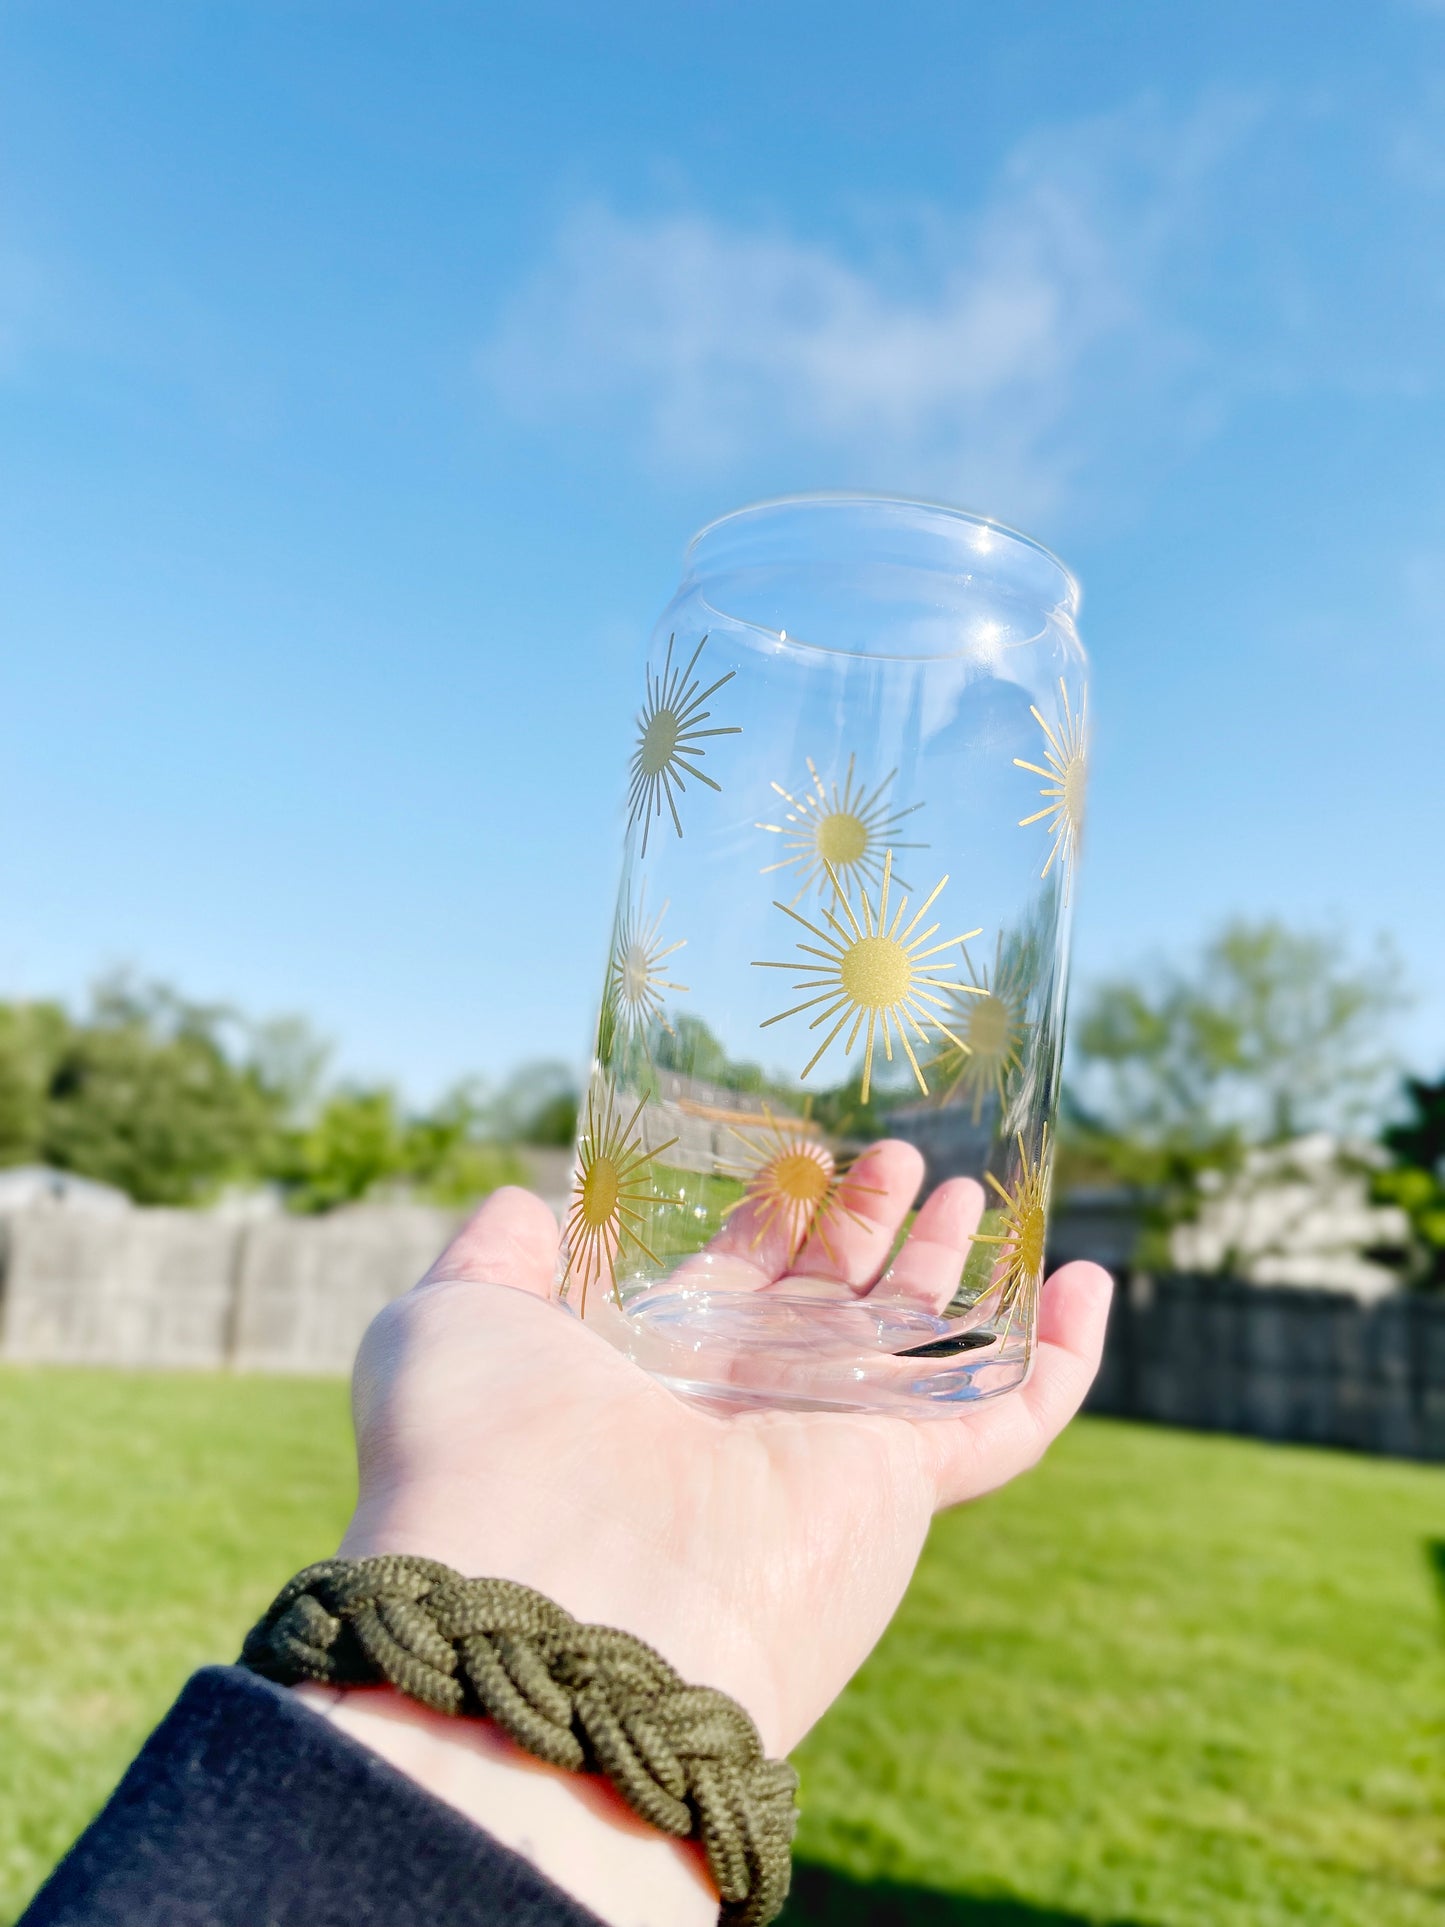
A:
560;494;1088;1416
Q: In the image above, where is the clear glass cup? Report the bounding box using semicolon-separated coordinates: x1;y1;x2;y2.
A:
561;495;1088;1415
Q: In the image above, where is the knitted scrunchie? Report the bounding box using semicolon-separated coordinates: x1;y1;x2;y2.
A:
240;1555;798;1927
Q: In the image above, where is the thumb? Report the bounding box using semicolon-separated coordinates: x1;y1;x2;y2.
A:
417;1185;561;1300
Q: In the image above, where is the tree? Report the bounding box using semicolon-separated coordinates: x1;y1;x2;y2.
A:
1065;920;1405;1256
395;1080;529;1207
266;1080;529;1214
269;1086;407;1212
489;1061;580;1147
0;974;535;1213
652;1015;767;1093
1372;1075;1445;1289
35;977;282;1205
0;1001;70;1167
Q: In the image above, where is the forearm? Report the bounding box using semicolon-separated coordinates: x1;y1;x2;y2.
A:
294;1683;720;1927
18;1668;649;1927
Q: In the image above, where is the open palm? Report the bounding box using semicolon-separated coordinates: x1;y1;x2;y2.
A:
342;1141;1111;1757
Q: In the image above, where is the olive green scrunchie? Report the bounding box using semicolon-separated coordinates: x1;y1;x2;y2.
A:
240;1554;798;1927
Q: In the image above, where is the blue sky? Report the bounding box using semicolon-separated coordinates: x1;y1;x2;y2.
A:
1;1;1442;1098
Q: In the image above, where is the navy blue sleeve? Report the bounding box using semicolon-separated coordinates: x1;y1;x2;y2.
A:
19;1665;607;1927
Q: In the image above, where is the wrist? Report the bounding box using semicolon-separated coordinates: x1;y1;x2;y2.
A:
338;1497;788;1752
293;1682;719;1927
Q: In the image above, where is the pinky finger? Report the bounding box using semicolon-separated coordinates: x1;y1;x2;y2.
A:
923;1262;1113;1510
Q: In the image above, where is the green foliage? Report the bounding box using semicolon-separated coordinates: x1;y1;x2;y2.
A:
0;975;543;1212
0;1002;70;1167
2;1374;1439;1927
271;1083;529;1214
268;1087;405;1213
0;980;278;1206
1065;920;1405;1260
1373;1075;1445;1290
654;1013;770;1092
489;1060;580;1147
522;1091;579;1148
649;1013;884;1138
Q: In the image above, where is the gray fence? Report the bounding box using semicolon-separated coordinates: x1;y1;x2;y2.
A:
4;1201;1441;1461
1085;1272;1445;1461
0;1204;458;1374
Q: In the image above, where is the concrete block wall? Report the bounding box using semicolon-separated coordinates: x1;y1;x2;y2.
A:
230;1206;457;1373
3;1195;1442;1463
0;1203;458;1375
0;1210;242;1368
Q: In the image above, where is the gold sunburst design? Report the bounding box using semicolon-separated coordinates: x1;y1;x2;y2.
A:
757;754;926;906
561;1084;678;1315
600;886;688;1057
931;937;1030;1124
1015;678;1088;897
627;632;741;855
972;1127;1051;1340
754;850;981;1103
719;1104;881;1266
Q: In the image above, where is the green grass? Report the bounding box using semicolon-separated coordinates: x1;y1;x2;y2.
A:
1;1370;1440;1926
0;1369;356;1921
786;1424;1444;1925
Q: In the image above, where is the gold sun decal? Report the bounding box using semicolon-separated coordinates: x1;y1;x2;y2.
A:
627;632;741;855
972;1127;1051;1340
1015;678;1088;897
931;937;1031;1124
719;1104;882;1266
599;886;688;1058
754;850;981;1104
561;1084;678;1315
757;754;926;906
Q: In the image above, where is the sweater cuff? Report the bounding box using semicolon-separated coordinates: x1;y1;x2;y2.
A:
19;1663;606;1927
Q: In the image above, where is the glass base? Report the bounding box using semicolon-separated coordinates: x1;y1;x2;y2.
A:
596;1286;1032;1417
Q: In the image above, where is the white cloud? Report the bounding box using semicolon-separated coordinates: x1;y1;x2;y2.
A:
482;98;1256;521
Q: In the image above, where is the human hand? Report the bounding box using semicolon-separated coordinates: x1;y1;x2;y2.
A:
339;1141;1109;1751
307;1147;1110;1923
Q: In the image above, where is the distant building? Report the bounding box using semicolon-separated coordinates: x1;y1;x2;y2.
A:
0;1165;131;1216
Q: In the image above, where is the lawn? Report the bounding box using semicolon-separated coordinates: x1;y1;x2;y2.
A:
0;1368;1440;1926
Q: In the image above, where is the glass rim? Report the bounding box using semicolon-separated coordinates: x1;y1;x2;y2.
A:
683;490;1082;618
